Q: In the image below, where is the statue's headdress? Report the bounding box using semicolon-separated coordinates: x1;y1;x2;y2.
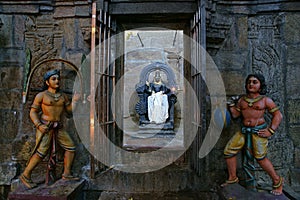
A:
43;69;60;81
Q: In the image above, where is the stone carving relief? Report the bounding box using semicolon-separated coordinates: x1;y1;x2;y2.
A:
248;14;285;40
252;45;281;99
205;0;233;54
249;14;285;132
81;26;91;42
274;13;285;38
25;16;36;32
25;16;62;65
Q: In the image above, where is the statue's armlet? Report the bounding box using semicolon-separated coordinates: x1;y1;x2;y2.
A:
31;103;41;111
269;106;279;113
265;97;279;113
30;92;44;110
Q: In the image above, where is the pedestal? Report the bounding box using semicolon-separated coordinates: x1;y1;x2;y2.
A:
8;179;85;200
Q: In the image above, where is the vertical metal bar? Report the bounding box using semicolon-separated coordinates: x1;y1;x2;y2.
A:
200;0;206;80
193;17;196;174
102;10;107;133
98;9;104;171
90;1;97;179
98;9;103;77
103;10;108;167
107;14;112;166
196;13;200;174
200;0;206;176
191;14;197;172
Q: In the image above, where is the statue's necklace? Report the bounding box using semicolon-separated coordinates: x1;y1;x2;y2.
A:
243;95;263;107
46;90;62;102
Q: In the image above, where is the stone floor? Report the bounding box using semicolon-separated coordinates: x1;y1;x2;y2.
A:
219;182;291;200
8;178;85;200
97;183;297;200
7;178;300;200
6;164;300;200
98;191;215;200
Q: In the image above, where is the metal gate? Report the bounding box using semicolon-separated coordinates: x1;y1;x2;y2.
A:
90;1;116;178
88;0;207;178
189;0;207;176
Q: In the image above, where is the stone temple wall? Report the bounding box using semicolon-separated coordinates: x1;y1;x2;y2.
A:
0;1;92;198
0;0;299;199
203;0;300;192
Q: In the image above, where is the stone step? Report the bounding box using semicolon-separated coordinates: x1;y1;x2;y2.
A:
87;164;202;193
8;178;85;200
98;190;212;200
219;182;290;200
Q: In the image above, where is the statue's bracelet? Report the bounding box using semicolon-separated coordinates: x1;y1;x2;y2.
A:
268;127;275;135
36;122;42;129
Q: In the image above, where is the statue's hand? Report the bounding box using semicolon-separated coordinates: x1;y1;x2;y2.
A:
72;91;81;102
146;81;150;86
231;95;240;103
227;95;240;106
258;129;272;138
39;124;49;134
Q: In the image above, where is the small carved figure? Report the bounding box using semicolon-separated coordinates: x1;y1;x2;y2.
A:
20;69;80;189
146;71;170;124
222;74;283;196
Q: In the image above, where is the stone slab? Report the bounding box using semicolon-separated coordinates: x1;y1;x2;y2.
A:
219;182;290;200
123;132;184;151
98;191;209;200
8;179;85;200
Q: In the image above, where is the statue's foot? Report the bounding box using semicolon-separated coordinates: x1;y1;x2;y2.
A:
220;177;239;187
62;174;80;181
270;176;284;196
19;174;37;189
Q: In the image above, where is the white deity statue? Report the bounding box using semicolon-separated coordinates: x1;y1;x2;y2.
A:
146;71;170;124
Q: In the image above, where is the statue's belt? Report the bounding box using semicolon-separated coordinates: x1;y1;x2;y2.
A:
241;123;267;135
41;119;62;129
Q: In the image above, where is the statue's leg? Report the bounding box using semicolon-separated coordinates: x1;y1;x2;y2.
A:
63;150;75;176
226;156;238;181
21;129;50;189
222;131;245;187
23;153;43;179
252;134;283;195
58;130;79;181
20;153;42;189
257;158;283;195
62;151;79;180
221;156;239;187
